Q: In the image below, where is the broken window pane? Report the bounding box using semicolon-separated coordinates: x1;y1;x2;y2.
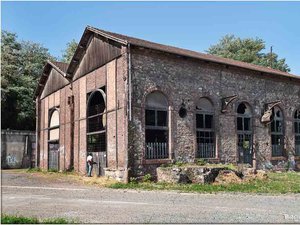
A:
295;110;300;119
157;111;167;126
145;110;155;126
237;103;246;114
196;98;215;158
196;114;204;129
295;122;299;134
237;117;243;131
87;89;106;153
205;114;213;129
87;133;106;152
271;107;284;157
244;118;250;131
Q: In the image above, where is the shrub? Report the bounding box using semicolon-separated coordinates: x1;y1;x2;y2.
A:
129;177;138;184
142;173;152;183
195;159;206;166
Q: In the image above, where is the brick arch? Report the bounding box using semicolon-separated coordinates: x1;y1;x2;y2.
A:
141;86;174;109
192;95;218;114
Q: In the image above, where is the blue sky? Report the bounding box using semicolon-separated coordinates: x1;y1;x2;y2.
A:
2;1;300;75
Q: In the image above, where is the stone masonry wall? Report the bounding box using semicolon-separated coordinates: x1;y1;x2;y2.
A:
128;47;300;176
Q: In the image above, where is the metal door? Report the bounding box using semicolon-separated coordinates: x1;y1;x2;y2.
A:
91;152;107;176
237;134;252;165
48;142;59;170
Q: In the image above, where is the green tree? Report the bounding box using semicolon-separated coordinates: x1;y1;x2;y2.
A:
61;39;78;63
1;31;53;130
206;35;290;72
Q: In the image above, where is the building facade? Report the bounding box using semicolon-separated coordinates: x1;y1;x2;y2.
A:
35;26;300;181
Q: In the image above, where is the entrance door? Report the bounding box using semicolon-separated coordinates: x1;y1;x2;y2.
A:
237;134;252;165
91;152;107;176
48;142;59;170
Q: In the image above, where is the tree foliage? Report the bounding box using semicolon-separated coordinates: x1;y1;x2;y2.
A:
206;35;290;72
61;39;78;63
1;31;54;130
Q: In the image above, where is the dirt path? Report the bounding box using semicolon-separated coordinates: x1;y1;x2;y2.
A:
2;170;300;223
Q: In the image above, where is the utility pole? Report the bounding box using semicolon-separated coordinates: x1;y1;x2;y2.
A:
270;46;273;69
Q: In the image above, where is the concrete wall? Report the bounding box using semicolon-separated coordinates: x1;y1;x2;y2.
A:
1;130;36;169
129;47;300;176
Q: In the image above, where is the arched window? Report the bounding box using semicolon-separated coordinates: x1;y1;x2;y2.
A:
196;98;215;158
271;106;284;157
237;102;252;164
48;108;60;170
145;91;168;159
87;89;106;152
295;110;300;156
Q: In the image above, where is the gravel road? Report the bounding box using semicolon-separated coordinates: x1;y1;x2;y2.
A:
2;170;300;223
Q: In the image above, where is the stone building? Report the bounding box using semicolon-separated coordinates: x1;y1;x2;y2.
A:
35;26;300;181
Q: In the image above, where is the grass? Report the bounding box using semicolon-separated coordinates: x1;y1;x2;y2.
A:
25;168;118;187
109;172;300;194
24;168;300;194
1;214;76;224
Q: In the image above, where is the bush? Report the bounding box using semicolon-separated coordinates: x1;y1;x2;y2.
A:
195;159;206;166
142;173;152;182
129;177;138;184
175;161;184;167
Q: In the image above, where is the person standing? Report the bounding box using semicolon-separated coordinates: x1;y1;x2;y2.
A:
87;153;93;177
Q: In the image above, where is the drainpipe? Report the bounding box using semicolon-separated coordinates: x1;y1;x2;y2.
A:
128;43;132;121
70;81;74;170
125;43;132;183
35;97;40;168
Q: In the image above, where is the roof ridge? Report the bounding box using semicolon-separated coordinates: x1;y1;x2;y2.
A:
88;26;297;78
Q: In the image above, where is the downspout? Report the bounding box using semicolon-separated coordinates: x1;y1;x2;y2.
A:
125;43;132;183
128;43;132;121
70;81;74;170
35;97;40;168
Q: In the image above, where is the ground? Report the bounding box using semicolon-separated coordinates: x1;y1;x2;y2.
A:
2;170;300;223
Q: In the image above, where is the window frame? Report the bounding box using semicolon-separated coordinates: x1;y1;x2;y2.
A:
144;91;169;160
48;107;60;143
195;99;216;159
271;106;285;157
86;88;107;153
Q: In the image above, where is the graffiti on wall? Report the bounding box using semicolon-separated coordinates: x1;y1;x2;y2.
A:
6;154;17;166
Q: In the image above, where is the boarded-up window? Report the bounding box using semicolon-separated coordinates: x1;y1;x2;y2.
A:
196;98;215;158
145;91;168;159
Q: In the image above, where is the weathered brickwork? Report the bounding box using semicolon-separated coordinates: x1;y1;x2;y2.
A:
38;54;128;180
36;27;300;182
128;48;300;175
